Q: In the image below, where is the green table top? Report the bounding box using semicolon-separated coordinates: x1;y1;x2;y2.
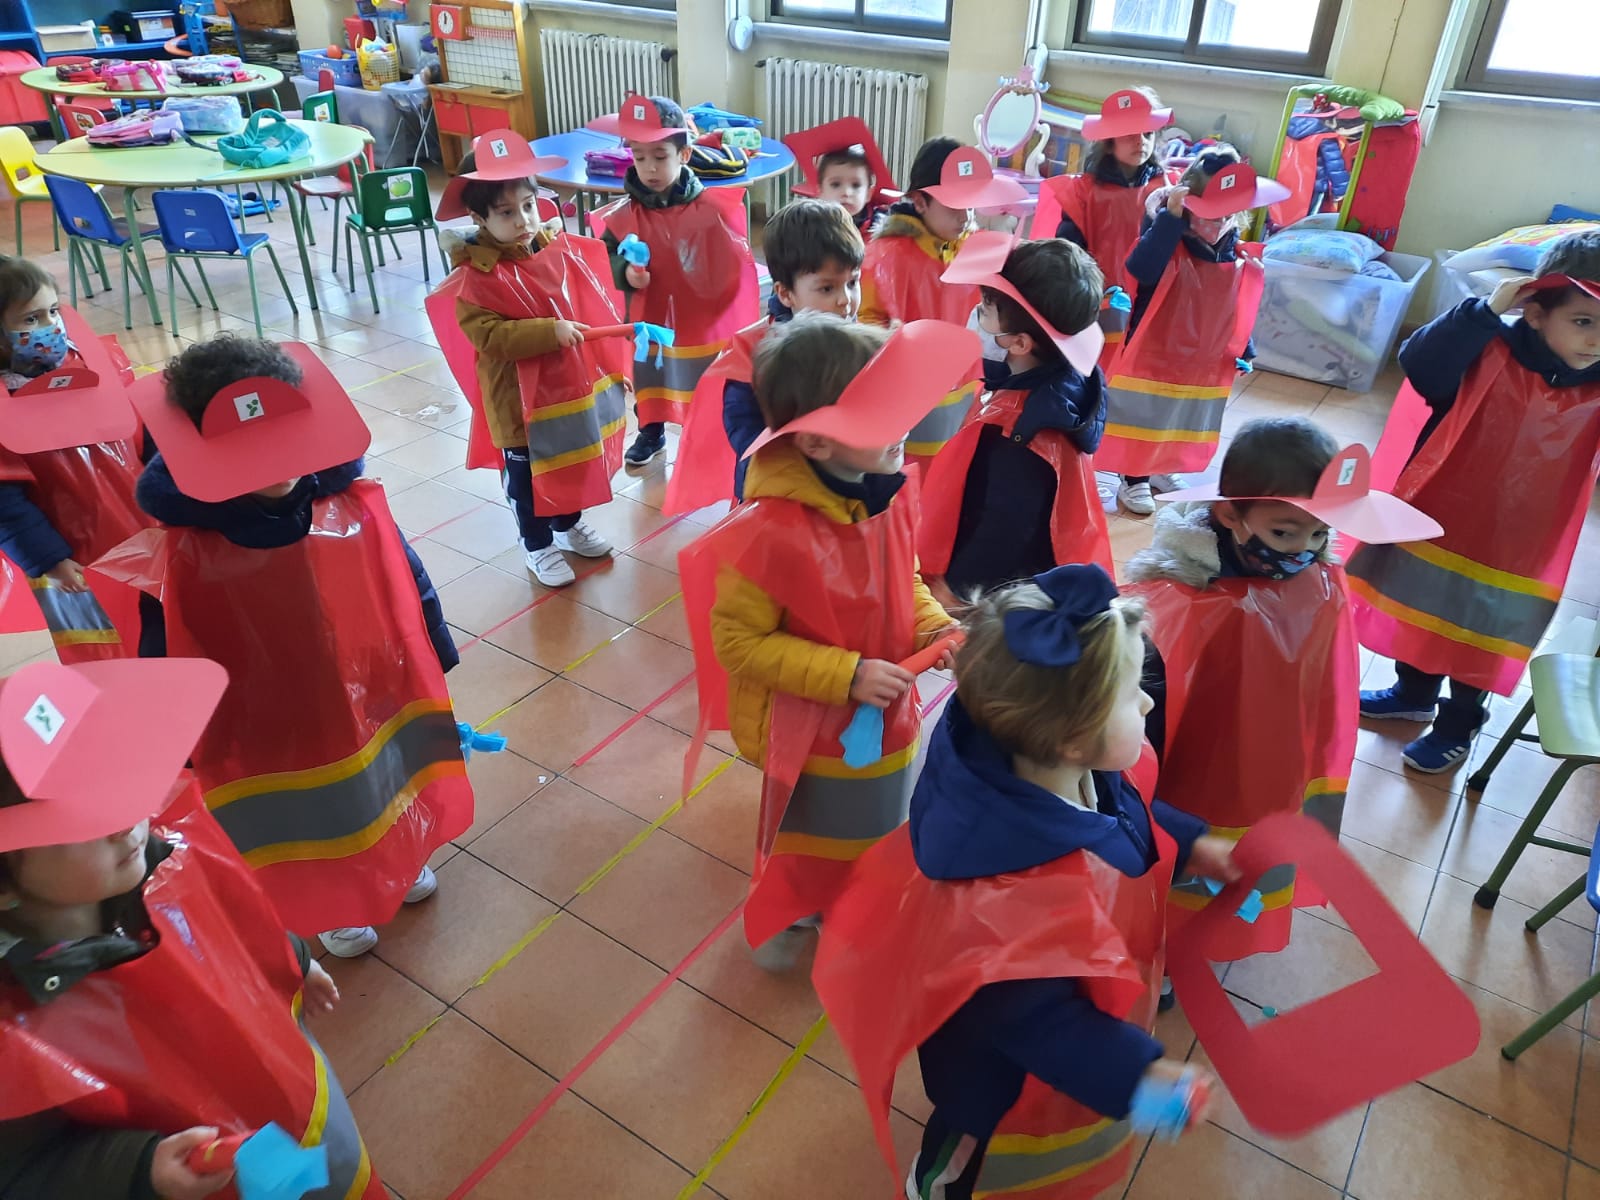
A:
20;65;285;101
35;120;371;188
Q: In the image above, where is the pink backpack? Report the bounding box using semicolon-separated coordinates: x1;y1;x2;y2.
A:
85;110;184;147
101;60;169;94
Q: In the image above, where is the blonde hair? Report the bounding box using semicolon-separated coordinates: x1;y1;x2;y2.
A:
956;582;1147;766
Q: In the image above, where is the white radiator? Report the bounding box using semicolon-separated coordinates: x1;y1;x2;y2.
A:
539;30;678;135
760;57;930;206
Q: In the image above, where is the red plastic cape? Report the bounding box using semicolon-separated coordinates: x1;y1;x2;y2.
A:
1348;341;1600;695
590;189;759;427
0;436;149;662
0;782;383;1198
662;319;764;516
1128;559;1357;960
679;471;923;947
94;480;473;935
918;387;1114;579
0;554;43;633
427;233;630;511
812;747;1172;1199
1100;244;1264;475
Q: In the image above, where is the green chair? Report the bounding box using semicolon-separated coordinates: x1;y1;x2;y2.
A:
1467;617;1600;793
343;167;446;314
302;90;339;125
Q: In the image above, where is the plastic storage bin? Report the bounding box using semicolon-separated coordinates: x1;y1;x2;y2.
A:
0;51;48;125
298;50;360;88
1251;250;1430;394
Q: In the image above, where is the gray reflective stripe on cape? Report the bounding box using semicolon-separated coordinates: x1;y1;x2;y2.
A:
782;763;914;841
1172;861;1297;900
1102;383;1227;439
634;347;718;397
209;708;461;857
1099;305;1129;336
976;1118;1131;1192
527;379;627;464
303;1029;367;1200
908;388;975;448
1346;542;1557;652
31;584;116;635
1304;788;1345;838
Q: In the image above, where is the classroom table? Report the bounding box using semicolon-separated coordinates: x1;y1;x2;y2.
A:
35;119;371;320
20;64;286;104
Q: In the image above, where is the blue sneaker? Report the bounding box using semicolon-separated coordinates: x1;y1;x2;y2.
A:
1402;730;1474;774
1359;686;1436;723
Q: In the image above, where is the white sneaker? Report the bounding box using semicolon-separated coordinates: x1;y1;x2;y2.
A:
551;519;612;558
1149;473;1190;493
751;924;811;972
1095;471;1119;514
319;926;379;958
526;545;575;587
404;865;438;903
1118;479;1156;515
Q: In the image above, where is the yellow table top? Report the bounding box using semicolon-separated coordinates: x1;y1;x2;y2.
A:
35;120;371;188
20;64;285;101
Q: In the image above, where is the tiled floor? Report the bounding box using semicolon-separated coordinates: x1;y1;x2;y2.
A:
6;175;1600;1200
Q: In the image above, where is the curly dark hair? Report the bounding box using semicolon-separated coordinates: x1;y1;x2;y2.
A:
163;334;303;430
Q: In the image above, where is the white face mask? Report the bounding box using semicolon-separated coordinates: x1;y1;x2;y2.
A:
968;305;1009;362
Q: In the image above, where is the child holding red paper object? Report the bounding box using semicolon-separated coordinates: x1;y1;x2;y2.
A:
0;657;382;1199
427;131;628;588
96;335;472;961
859;139;1026;468
782;116;899;234
1125;418;1440;959
679;315;965;969
813;563;1231;1200
588;94;758;470
1353;232;1600;773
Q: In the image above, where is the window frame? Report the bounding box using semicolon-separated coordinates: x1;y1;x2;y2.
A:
1069;0;1341;76
1461;0;1600;103
768;0;953;40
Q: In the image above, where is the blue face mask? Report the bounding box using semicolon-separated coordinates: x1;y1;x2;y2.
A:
1237;520;1317;579
7;321;69;376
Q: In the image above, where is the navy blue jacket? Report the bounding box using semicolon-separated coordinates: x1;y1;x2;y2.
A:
723;292;796;499
1124;209;1255;359
1053;158;1167;248
911;698;1205;1141
944;361;1106;597
134;456;458;673
0;432;156;578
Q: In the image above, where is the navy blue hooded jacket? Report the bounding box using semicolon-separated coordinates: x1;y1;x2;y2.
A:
910;698;1205;1142
1123;209;1256;362
133;456;458;673
722;292;799;500
0;432;157;579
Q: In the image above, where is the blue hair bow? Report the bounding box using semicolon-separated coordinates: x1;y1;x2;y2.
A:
1002;564;1120;667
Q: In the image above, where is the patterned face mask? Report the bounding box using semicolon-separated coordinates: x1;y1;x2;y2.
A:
7;320;69;376
1236;519;1317;579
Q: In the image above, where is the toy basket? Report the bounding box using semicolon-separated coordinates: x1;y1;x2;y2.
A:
357;42;399;91
297;49;360;88
215;0;293;31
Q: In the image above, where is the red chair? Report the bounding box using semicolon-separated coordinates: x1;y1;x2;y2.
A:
318;67;336;92
291;140;398;273
57;101;108;137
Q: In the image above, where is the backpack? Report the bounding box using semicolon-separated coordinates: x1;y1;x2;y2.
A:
216;109;311;169
85;110;184;148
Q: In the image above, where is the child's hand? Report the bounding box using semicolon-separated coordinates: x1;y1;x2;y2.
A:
303;959;340;1015
1187;835;1242;885
625;264;652;290
1165;186;1191;218
43;558;87;592
1488;274;1538;315
932;624;962;671
1140;1058;1217;1129
150;1127;234;1198
554;320;587;348
850;658;915;707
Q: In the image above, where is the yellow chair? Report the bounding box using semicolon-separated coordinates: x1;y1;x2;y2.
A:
0;125;60;254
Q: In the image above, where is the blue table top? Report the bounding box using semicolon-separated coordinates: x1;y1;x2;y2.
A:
530;128;795;193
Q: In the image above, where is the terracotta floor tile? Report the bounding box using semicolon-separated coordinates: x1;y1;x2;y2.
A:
1328;836;1439;933
1128;1120;1336;1199
364;457;428;498
680;922;823;1045
305;954;445;1094
375;852;556;1003
490;676;636;771
427;501;524;562
652;676;741;755
1572;1037;1600;1165
638;592;694;648
356;402;430;457
402;356;469;392
459;913;665;1077
436;565;539;637
407;536;480;589
1226;910;1379;1013
1572;1161;1600;1200
350;1012;554;1200
566;628;698;712
806;1020;933;1124
1442;800;1595;928
572;980;791;1167
584;495;673;552
444;640;552;730
564;553;684;624
486;594;632;674
1476;750;1600;844
1347;1084;1566;1200
1353;724;1457;793
618;466;671;510
626;511;706;572
457;746;551;845
384;480;485;537
565;715;726;820
569;826;750;968
470;777;646;904
371;429;466;480
665;754;761;871
1341;757;1461;866
430;462;506;503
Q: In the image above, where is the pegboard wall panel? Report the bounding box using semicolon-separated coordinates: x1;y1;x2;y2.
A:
442;7;522;90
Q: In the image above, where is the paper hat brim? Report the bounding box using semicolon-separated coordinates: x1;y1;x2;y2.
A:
588;94;688;143
0;657;227;853
742;320;981;459
920;149;1029;212
0;306;138;454
130;342;371;503
1183;167;1292;219
1527;273;1600;302
435;130;566;220
1082;94;1174;141
941;230;1105;375
783;116;898;202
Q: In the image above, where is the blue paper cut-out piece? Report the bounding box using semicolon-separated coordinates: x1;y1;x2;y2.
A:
618;232;650;268
1106;285;1132;312
234;1123;329;1200
632;321;675;366
1261;1005;1279;1018
839;703;885;769
457;721;507;762
1236;357;1255;373
1129;1068;1201;1142
1201;876;1264;924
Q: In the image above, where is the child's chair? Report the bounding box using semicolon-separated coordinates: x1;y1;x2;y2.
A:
0;125;60;253
151;189;298;338
343;167;444;313
302;90;339;126
57;102;108;138
44;174;177;330
290;141;399;274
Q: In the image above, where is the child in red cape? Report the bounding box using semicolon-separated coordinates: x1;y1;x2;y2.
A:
588;94;758;470
427;131;628;588
783;116;899;235
679;314;966;969
812;564;1229;1200
95;335;473;961
0;656;383;1198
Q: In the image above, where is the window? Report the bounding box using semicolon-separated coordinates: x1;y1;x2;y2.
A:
769;0;952;39
1071;0;1339;74
1464;0;1600;102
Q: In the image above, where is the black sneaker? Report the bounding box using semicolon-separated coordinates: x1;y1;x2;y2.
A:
625;424;667;468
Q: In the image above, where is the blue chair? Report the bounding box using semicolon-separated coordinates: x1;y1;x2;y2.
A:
44;174;180;330
152;190;298;338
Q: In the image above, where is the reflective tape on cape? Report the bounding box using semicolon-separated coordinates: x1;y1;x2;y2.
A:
663;319;765;515
92;480;473;936
590;189;759;426
1099;244;1263;476
0;783;384;1200
811;746;1173;1200
919;387;1114;579
1347;341;1600;695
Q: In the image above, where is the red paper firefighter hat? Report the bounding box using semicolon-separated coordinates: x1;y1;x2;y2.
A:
1183;162;1292;220
1160;442;1443;545
743;319;982;459
0;305;137;454
942;230;1105;375
0;554;44;635
1082;88;1174;141
0;657;227;853
436;129;566;221
129;342;371;503
919;147;1028;212
1526;273;1600;301
588;92;688;143
784;117;899;204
